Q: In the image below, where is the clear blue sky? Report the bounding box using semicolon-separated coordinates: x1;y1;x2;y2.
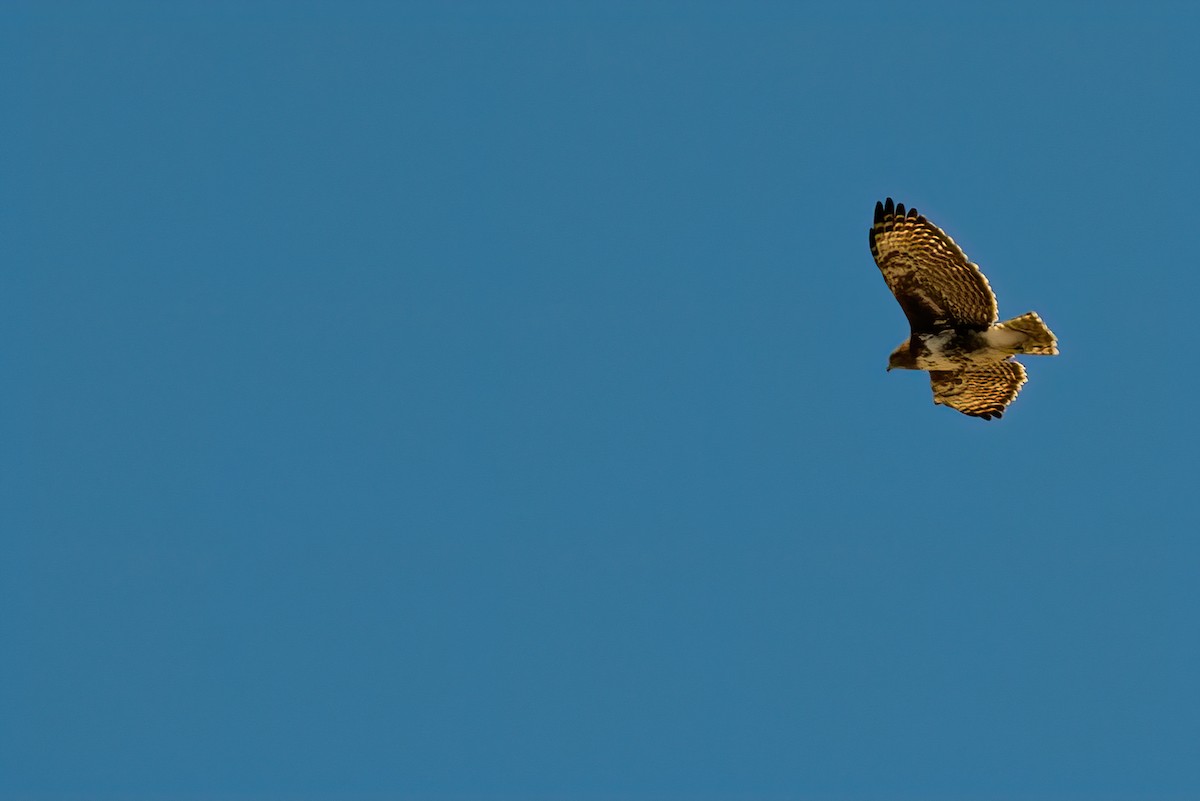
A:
7;3;1200;800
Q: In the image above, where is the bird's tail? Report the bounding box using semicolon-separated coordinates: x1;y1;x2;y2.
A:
991;312;1059;355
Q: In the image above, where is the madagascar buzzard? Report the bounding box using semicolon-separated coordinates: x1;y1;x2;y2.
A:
869;198;1058;420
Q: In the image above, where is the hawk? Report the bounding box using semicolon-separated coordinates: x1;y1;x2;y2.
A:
868;198;1058;420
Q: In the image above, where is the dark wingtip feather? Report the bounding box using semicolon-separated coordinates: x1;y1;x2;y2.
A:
895;202;906;218
883;197;894;216
874;200;884;223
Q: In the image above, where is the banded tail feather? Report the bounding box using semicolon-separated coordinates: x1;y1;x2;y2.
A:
992;312;1058;355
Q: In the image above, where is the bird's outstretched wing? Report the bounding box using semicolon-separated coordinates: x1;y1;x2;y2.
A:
869;198;998;332
929;361;1027;420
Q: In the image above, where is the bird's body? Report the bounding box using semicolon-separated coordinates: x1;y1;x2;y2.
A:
869;198;1058;420
893;329;996;371
889;314;1055;371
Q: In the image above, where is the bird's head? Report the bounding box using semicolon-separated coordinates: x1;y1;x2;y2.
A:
887;340;915;372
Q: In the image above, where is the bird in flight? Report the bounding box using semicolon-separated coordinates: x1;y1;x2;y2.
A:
868;198;1058;420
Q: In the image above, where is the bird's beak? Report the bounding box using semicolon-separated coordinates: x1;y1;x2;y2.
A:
886;365;892;372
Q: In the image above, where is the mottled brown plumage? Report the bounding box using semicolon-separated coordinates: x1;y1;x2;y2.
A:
868;198;1058;420
869;198;997;332
929;362;1027;421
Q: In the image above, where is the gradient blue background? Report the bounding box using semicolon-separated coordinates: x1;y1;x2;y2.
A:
7;3;1200;799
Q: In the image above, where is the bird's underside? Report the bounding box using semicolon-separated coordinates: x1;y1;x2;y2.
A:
869;198;1058;420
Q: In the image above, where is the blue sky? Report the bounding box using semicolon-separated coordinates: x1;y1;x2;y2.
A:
7;3;1200;799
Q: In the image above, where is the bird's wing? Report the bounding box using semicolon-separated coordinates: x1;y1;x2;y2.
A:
869;198;999;332
929;361;1028;420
